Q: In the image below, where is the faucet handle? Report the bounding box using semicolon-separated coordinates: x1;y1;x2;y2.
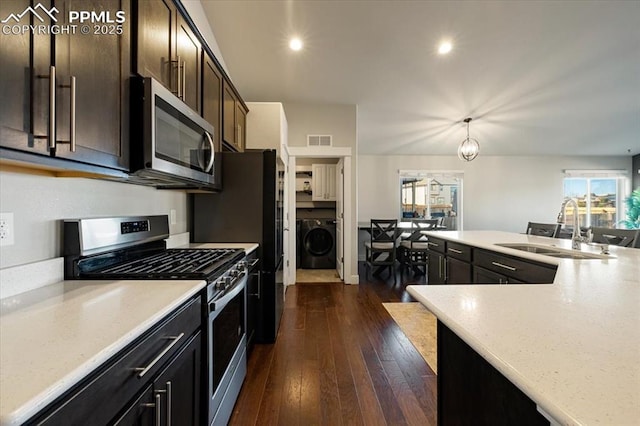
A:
585;229;593;243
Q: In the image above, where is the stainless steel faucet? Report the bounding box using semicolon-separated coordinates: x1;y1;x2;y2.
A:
557;198;583;250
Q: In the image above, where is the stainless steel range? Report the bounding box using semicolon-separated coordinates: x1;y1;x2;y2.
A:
63;215;248;426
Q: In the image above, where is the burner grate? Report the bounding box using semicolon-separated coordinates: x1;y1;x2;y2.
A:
97;248;241;276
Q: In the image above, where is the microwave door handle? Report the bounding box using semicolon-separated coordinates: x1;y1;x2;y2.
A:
203;131;215;173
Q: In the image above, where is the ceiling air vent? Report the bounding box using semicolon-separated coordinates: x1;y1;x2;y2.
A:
307;134;332;147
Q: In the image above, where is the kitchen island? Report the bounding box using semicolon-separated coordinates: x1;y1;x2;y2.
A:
407;230;640;425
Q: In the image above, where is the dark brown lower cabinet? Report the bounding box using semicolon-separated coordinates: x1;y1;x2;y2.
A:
473;249;556;284
113;386;156;426
153;331;202;426
115;331;201;426
474;266;509;284
27;298;202;426
438;321;550;426
427;251;446;284
447;257;472;284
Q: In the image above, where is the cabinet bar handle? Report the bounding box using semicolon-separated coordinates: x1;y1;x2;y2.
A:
166;381;172;426
428;242;439;247
142;393;161;426
69;76;76;152
181;61;186;101
176;56;182;98
49;65;56;149
448;248;462;254
444;258;448;281
134;333;185;378
491;261;517;271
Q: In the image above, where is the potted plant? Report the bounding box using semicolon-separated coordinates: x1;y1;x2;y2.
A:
620;188;640;229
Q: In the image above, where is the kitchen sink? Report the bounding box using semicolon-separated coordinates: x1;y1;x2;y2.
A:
495;243;562;254
495;243;610;260
543;252;609;259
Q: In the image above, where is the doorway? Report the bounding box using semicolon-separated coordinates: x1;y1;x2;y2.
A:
286;147;353;285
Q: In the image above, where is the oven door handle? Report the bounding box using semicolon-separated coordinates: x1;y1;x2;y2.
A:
209;272;246;313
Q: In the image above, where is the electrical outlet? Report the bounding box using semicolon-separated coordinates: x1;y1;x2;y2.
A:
170;209;177;225
0;212;15;247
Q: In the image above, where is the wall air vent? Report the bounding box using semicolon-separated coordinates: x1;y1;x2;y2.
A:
307;135;332;147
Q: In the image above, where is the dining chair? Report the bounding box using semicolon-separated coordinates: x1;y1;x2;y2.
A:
365;219;398;282
526;222;561;238
399;219;439;281
589;227;640;248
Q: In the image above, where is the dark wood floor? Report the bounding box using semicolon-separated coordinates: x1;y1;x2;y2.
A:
229;263;436;425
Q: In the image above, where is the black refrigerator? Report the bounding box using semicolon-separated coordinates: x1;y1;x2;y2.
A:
191;149;284;345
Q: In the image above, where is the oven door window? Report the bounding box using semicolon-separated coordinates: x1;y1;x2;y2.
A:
155;96;212;173
211;289;245;390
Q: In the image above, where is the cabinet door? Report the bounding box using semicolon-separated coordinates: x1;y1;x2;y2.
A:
202;53;222;151
113;386;156;426
0;0;51;156
236;102;246;151
474;249;557;284
428;251;446;284
222;82;236;147
53;0;130;171
153;332;202;426
311;164;327;200
325;164;337;201
473;266;508;284
447;257;472;284
136;0;176;91
175;14;201;112
246;269;260;350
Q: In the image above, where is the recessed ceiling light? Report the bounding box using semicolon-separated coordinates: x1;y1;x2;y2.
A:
438;41;452;55
289;37;303;51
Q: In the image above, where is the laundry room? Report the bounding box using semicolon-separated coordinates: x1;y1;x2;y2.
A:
295;158;342;282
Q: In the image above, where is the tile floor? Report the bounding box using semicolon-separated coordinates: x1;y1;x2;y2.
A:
295;268;342;283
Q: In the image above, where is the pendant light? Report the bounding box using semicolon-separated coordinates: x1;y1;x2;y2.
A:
458;117;480;162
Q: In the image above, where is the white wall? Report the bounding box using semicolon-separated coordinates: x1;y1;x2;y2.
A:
283;103;357;148
359;155;632;233
0;167;188;269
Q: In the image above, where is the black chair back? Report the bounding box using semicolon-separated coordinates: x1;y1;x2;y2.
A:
526;222;561;238
590;227;640;248
370;219;398;243
405;219;439;242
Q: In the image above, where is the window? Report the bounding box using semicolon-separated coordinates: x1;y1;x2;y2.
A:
399;171;463;230
563;170;628;228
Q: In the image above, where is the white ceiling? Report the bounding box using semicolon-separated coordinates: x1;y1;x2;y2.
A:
200;0;640;156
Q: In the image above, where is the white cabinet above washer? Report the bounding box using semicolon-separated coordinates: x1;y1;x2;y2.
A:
311;164;337;201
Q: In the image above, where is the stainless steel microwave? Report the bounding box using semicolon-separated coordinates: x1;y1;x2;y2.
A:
129;77;221;191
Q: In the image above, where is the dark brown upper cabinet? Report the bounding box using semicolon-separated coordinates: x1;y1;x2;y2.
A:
0;0;130;172
136;0;201;113
53;0;130;171
222;80;247;152
202;52;223;152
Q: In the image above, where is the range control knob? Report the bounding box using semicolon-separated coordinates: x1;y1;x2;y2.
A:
215;279;225;291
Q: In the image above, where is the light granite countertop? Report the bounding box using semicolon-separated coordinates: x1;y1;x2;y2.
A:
406;230;640;426
0;279;205;426
0;241;258;426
